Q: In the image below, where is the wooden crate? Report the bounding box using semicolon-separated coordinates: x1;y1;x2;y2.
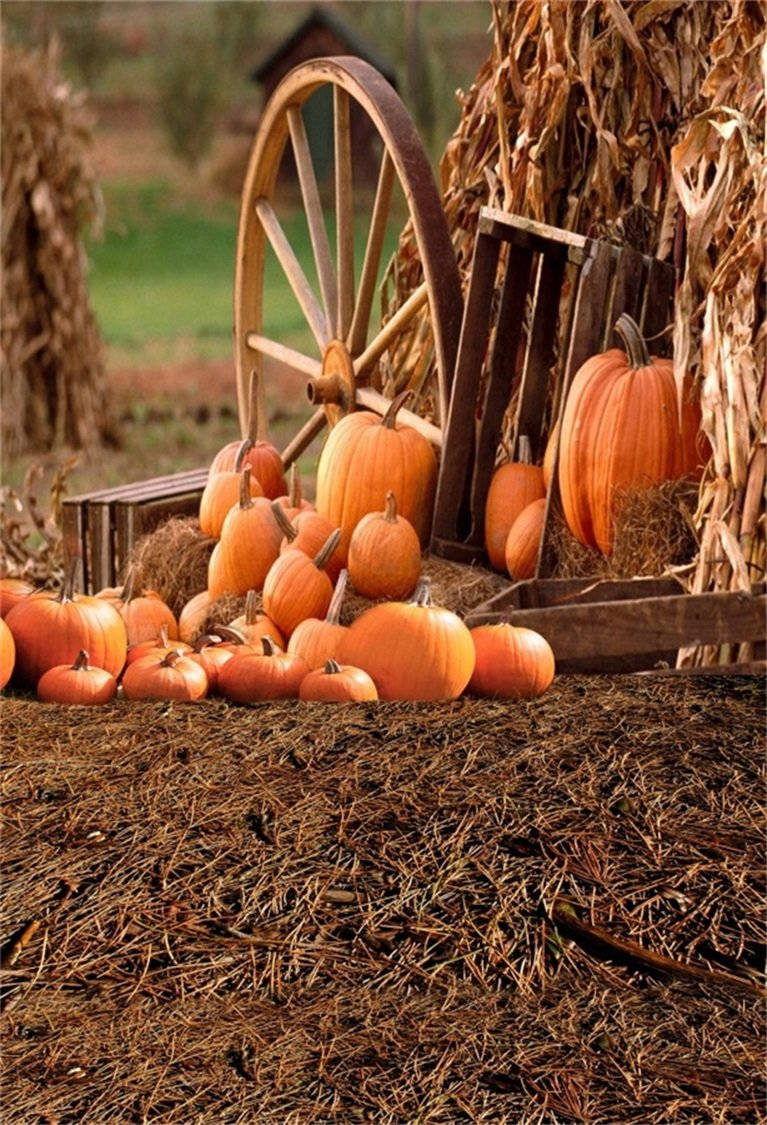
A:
62;468;208;593
431;206;675;569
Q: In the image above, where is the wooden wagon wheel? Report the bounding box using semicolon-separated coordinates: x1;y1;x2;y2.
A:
234;56;463;466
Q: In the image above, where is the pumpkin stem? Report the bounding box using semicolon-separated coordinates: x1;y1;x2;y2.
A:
382;389;413;430
288;463;303;508
72;649;90;671
246;368;266;443
323;658;342;675
517;434;532;465
212;623;247;645
193;633;220;652
239;466;255;510
412;577;432;608
614;314;651;369
325;568;348;625
243;589;260;625
234;437;254;473
384;491;399;522
271;500;297;541
260;635;280;657
313;528;342;572
161;649;184;668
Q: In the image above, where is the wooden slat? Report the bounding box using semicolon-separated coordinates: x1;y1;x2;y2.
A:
281;407;327;468
347;149;395;356
431;231;501;547
287;104;337;332
334;86;354;339
352;282;429;378
468;243;535;544
255;197;329;351
472;575;686;616
641;255;676;356
610;245;648;328
479;207;590;260
514;251;567;461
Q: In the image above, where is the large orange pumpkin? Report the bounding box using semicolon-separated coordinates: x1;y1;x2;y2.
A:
558;314;708;555
208;370;287;499
339;577;475;701
315;391;438;561
504;497;547;581
6;575;127;686
484;450;546;573
469;623;555;700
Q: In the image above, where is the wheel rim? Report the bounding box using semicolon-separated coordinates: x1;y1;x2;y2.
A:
234;55;463;466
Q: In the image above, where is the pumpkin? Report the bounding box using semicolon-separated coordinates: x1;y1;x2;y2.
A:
339;577;475;701
262;529;341;637
299;659;378;702
542;420;560;492
347;490;421;600
271;501;344;585
0;577;36;618
186;627;249;692
228;589;284;649
37;649;117;705
558;314;708;554
178;590;213;644
122;648;208;701
0;617;16;690
5;571;127;686
207;468;283;598
504;497;547;581
484;438;546;572
218;635;309;702
274;462;314;522
287;568;349;669
208;369;288;499
315;391;438;561
125;624;191;667
98;571;178;647
199;439;264;539
468;623;555;700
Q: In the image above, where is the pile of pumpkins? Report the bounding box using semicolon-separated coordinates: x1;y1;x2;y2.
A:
1;390;555;707
1;314;706;706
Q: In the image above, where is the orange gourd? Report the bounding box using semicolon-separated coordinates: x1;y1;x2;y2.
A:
262;529;341;638
271;501;344;585
484;439;545;572
199;439;264;539
339;577;475;701
37;649;117;705
218;635;308;702
0;577;36;618
315;391;438;561
228;590;284;649
287;568;349;669
468;623;555;700
208;369;287;499
6;570;127;686
347;490;421;600
299;659;378;702
504;497;546;581
0;617;15;689
207;468;283;598
122;649;208;701
558;314;708;554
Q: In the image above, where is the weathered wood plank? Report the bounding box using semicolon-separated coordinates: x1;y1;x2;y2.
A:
609;246;648;332
641;256;676;357
472;575;685;614
514;251;567;462
478;207;590;259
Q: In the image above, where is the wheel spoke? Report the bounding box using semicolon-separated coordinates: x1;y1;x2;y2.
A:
287;105;338;332
334;87;354;340
352;281;429;378
281;407;327;468
356;387;442;447
347;149;396;356
246;333;322;379
255;197;330;352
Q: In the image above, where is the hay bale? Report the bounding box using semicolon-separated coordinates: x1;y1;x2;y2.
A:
128;517;215;617
1;43;113;456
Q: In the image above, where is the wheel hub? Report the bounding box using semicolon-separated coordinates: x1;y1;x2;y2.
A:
307;339;357;427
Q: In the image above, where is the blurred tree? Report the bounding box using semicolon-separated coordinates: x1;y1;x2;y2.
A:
155;34;224;171
212;0;265;71
1;0;116;88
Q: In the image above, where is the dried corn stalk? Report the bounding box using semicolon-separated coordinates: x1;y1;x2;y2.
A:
1;42;112;457
381;0;765;665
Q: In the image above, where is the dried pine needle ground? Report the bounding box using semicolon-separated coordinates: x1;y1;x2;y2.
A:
2;676;763;1123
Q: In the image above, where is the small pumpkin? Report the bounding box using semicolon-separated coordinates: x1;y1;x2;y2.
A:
274;462;314;522
299;658;378;702
208;369;288;499
122;648;208;701
6;568;127;686
558;313;708;554
287;568;349;669
207;468;283;598
339;577;475;701
347;490;421;600
218;635;309;702
504;497;547;581
37;649;117;705
0;616;16;690
98;571;178;647
178;590;213;644
125;624;191;667
228;589;284;649
0;577;36;618
468;623;555;700
271;501;344;584
186;627;249;692
199;439;264;539
262;529;341;637
315;391;438;561
484;436;546;572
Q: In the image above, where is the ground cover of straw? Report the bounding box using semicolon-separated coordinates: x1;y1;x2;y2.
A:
2;675;764;1124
